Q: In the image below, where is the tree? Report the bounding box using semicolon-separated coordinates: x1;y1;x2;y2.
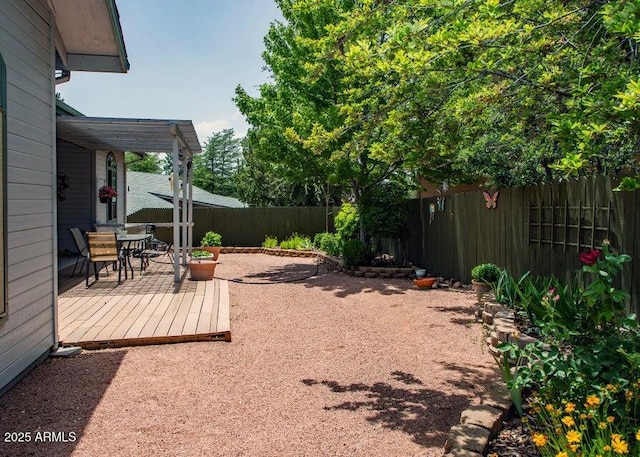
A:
309;0;640;187
193;129;242;197
125;152;162;174
235;0;410;207
235;138;338;206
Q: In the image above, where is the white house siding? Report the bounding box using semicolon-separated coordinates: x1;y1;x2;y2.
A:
57;139;94;253
0;0;56;393
95;149;125;224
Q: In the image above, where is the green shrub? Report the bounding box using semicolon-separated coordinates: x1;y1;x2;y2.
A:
191;250;213;258
341;239;372;268
471;263;501;282
280;233;312;250
200;231;222;247
262;236;278;248
359;181;411;239
334;203;360;240
313;232;341;256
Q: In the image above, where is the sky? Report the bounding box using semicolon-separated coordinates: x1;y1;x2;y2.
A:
57;0;283;145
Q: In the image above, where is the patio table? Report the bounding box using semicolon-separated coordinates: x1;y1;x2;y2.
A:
117;233;151;278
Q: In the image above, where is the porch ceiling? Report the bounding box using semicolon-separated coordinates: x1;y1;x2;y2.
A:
56;116;202;155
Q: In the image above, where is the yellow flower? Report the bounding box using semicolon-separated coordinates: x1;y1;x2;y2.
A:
566;429;582;443
562;416;576;427
611;434;629;454
546;403;555;412
607;416;615;423
636;429;640;441
565;402;576;413
569;443;579;452
532;432;548;447
580;413;587;420
555;452;569;457
604;445;612;451
625;390;633;401
599;422;608;429
586;394;601;407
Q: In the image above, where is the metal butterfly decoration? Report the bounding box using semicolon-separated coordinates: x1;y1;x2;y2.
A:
482;190;499;209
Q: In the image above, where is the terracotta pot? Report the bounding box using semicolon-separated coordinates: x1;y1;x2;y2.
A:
472;280;492;303
188;260;217;281
199;246;221;260
414;277;437;288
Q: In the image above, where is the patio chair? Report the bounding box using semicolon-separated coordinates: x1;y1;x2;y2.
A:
86;232;123;287
69;227;89;277
135;239;173;270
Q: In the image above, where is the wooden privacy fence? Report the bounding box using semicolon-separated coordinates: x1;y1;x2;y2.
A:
128;206;340;248
395;176;639;314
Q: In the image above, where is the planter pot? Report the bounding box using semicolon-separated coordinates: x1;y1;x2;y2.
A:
99;197;112;204
188;260;218;281
199;246;221;260
414;277;437;288
415;268;427;278
472;280;492;303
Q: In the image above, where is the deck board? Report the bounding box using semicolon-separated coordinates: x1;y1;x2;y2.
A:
58;258;231;349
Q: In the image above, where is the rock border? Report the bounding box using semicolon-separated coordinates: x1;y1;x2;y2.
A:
444;297;543;456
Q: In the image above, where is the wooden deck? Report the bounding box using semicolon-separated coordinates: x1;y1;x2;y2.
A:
57;257;231;349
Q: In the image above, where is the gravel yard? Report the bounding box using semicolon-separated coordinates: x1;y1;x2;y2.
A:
0;253;498;457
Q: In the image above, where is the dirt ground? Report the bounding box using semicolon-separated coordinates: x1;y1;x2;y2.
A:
0;254;498;457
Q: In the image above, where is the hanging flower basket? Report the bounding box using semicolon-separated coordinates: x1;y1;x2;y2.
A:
98;185;118;203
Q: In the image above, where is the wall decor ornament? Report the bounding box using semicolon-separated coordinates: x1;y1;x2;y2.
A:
482;190;499;209
57;172;70;201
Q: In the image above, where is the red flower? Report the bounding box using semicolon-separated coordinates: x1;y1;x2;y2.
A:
579;249;600;265
98;185;118;199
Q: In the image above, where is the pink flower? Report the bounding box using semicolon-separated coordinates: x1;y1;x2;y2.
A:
580;249;600;265
98;185;118;199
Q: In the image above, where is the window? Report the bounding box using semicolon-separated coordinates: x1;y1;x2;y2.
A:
0;53;6;318
106;152;117;221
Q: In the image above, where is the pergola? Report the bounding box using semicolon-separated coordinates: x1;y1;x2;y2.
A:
56;116;202;282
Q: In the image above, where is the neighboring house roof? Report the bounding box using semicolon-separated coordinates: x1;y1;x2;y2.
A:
56;99;85;117
127;171;246;216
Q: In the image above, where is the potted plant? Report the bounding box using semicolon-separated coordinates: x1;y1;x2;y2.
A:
199;231;222;260
188;250;217;281
98;185;118;203
471;263;501;303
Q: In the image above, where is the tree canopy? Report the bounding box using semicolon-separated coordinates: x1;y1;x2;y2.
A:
236;0;640;200
193;129;243;197
125;152;162;174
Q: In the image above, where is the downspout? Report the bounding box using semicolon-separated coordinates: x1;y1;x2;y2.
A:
51;14;60;350
55;69;70;84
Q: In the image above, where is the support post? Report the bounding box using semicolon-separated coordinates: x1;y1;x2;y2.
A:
187;157;194;255
172;135;181;282
181;155;188;266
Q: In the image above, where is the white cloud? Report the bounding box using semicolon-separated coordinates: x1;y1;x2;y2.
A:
194;110;249;145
